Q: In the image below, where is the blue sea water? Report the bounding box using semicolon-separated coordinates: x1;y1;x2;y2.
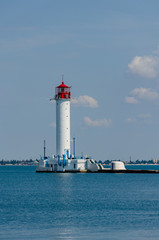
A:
0;166;159;240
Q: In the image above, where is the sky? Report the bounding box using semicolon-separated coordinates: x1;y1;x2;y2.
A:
1;0;159;161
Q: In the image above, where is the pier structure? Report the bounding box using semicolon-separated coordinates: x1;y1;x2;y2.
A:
36;81;159;174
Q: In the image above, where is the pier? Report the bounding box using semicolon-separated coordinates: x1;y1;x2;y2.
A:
97;169;159;174
36;169;159;174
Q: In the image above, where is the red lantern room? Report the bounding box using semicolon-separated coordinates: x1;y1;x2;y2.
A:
55;82;71;100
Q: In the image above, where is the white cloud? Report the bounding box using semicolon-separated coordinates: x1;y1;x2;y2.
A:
125;96;138;104
125;118;136;123
128;56;159;78
131;88;159;101
71;95;98;108
84;117;112;127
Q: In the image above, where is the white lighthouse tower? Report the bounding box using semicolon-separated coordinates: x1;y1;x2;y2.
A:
55;82;71;158
36;80;99;172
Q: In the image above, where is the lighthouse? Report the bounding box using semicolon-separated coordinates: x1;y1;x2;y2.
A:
36;80;98;172
55;82;71;158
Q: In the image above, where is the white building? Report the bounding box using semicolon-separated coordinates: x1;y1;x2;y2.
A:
36;81;98;173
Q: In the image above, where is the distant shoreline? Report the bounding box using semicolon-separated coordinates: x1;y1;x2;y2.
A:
0;164;37;166
1;163;159;166
125;164;159;165
103;163;159;166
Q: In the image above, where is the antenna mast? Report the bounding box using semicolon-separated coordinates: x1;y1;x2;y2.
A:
73;137;75;158
44;140;46;159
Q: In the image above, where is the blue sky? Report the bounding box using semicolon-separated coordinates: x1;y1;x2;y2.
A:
1;0;159;161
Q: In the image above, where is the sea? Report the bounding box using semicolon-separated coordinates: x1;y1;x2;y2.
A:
0;165;159;240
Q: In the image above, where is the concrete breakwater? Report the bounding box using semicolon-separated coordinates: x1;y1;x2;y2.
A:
36;169;159;173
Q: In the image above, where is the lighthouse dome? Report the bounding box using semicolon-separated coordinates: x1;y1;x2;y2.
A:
55;81;71;100
57;82;70;88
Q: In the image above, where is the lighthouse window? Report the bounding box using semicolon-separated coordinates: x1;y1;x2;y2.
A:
74;164;76;169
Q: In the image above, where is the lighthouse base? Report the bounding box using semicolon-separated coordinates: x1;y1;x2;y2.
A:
36;157;99;173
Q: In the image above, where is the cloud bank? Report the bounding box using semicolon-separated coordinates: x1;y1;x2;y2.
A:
125;97;138;104
71;95;98;108
84;117;112;127
131;88;159;101
128;56;159;78
125;88;159;103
